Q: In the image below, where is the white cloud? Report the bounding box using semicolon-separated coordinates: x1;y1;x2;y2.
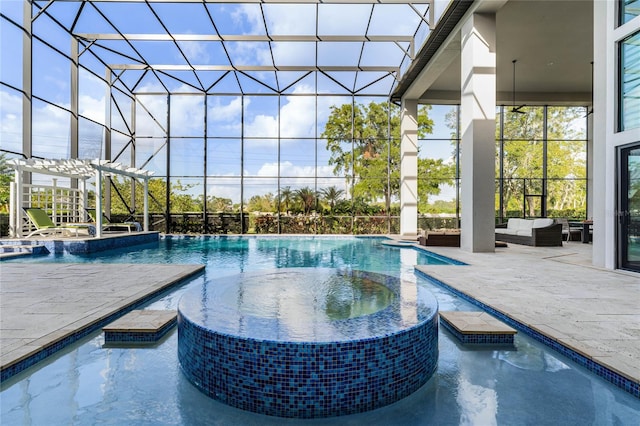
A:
79;94;106;125
177;41;210;64
256;160;333;180
209;96;243;122
0;90;22;152
244;84;340;145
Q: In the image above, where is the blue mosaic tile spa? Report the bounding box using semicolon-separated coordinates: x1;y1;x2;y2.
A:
177;268;439;418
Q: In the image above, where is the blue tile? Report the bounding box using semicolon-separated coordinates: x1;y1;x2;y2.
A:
415;269;640;399
177;269;440;418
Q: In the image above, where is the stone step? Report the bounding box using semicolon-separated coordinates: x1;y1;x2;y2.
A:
103;310;177;345
0;243;49;258
439;311;516;345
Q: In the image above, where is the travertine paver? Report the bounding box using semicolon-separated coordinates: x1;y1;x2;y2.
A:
439;311;516;334
0;263;204;374
103;309;177;344
103;309;177;332
415;242;640;385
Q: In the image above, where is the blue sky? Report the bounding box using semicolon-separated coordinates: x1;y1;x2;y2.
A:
1;0;457;203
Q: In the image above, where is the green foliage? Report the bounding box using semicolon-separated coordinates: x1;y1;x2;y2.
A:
497;107;587;217
295;187;317;215
322;101;454;211
279;186;293;213
319;185;345;213
108;177;204;214
247;193;276;213
205;195;233;212
421;199;457;214
0;154;13;212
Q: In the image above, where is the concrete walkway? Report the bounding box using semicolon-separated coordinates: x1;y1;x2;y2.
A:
0;263;204;379
415;241;639;392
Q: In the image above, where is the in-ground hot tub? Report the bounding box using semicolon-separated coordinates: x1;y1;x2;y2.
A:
177;268;438;418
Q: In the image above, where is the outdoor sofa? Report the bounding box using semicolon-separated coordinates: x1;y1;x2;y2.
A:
418;229;461;247
495;218;563;247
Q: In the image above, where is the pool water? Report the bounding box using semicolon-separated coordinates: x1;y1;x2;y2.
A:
193;269;398;330
1;236;639;425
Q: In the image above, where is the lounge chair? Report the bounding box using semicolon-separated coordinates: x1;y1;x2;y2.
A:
24;208;93;238
86;208;141;233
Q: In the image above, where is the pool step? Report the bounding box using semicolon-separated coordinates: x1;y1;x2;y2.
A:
381;240;417;247
0;242;49;259
439;311;516;345
103;310;177;345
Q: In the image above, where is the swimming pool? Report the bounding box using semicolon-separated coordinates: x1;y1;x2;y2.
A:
1;236;639;424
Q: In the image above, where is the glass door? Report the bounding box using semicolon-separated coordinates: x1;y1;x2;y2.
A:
619;143;640;272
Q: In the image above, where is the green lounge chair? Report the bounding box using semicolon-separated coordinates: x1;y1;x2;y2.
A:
85;208;140;233
24;208;93;238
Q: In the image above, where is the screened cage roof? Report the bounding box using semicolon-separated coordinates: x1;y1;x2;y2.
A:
34;0;437;96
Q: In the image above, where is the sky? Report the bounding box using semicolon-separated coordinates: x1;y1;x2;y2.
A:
0;0;457;204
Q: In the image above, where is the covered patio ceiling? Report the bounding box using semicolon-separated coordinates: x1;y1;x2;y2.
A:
393;0;594;105
32;0;441;96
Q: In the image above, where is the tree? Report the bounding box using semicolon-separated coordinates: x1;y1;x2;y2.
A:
322;101;454;212
108;177;204;214
320;185;344;213
295;187;316;215
206;195;233;212
279;186;293;213
497;106;587;217
247;193;275;212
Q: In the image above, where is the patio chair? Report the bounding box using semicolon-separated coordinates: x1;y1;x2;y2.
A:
24;208;93;238
86;208;141;233
557;218;581;242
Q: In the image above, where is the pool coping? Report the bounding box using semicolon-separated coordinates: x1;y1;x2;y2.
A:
415;267;640;398
0;263;204;382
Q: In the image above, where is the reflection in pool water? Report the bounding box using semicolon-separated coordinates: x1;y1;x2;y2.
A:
221;269;396;321
325;274;396;319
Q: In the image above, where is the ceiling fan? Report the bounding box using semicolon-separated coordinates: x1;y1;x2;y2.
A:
511;59;525;114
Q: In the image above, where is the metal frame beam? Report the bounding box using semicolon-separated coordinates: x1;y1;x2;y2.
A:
108;64;400;72
65;0;430;3
76;33;414;43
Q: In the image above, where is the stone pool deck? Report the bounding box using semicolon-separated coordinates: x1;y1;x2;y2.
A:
0;263;204;380
415;240;639;395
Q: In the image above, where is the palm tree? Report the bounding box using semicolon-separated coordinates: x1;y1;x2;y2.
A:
320;186;344;213
295;187;316;215
280;186;293;213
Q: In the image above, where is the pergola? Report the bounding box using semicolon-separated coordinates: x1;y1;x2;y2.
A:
8;158;153;238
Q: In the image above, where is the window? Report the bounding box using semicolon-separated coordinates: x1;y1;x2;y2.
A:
620;0;640;25
620;31;640;131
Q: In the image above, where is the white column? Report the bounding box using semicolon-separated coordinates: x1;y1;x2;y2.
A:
95;169;103;238
9;182;17;238
592;0;613;269
460;13;496;253
400;98;418;239
11;169;23;237
80;178;88;221
143;178;149;232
